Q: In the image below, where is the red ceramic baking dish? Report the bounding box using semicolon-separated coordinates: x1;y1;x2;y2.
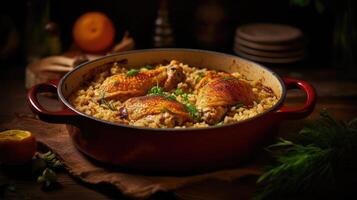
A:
27;49;316;173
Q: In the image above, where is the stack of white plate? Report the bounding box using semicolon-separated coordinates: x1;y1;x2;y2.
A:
234;23;305;64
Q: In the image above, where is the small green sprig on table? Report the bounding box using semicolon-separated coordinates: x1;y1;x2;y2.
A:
254;110;357;200
33;151;63;190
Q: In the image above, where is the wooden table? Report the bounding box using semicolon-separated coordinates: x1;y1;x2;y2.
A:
1;65;356;200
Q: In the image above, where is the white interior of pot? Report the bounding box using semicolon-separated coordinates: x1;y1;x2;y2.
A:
60;49;283;102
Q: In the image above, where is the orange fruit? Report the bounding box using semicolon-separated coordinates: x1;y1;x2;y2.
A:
0;130;37;165
73;12;116;53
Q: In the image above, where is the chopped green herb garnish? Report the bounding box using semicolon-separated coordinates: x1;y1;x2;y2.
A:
173;89;201;120
160;107;169;113
181;93;189;102
185;103;201;121
166;94;177;101
99;91;117;111
148;86;176;101
148;86;201;120
174;88;189;102
142;65;154;70
215;121;224;126
174;88;184;96
198;72;205;77
234;102;244;108
148;86;164;96
185;103;197;113
35;151;63;190
195;72;205;83
42;151;63;169
222;77;237;81
37;168;57;188
126;68;140;76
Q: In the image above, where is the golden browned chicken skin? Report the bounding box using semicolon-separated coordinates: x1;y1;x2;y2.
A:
196;71;257;124
99;61;185;101
119;95;191;128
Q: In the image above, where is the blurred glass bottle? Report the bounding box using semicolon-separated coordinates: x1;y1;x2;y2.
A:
193;0;229;50
25;0;61;63
153;0;175;47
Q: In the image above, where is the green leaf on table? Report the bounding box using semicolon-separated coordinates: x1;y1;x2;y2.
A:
41;151;63;170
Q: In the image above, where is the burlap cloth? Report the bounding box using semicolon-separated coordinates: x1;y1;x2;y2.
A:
1;116;262;199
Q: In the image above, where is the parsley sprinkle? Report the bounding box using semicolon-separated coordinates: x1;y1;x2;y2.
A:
174;88;184;96
148;86;164;96
126;69;140;76
143;65;154;70
195;72;205;83
166;94;177;101
99;91;117;111
235;102;244;108
148;86;177;101
185;103;201;121
222;77;237;81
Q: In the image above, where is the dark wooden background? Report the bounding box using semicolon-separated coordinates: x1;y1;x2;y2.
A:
1;0;336;67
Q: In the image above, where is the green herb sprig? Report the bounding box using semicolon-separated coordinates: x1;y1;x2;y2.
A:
37;168;57;188
147;86;201;120
174;88;184;95
142;65;154;70
174;89;200;120
195;72;205;83
222;77;237;81
175;88;189;102
184;103;200;120
148;85;164;96
33;151;64;190
234;102;244;108
41;151;63;169
99;91;117;111
147;86;177;101
254;111;357;200
126;68;140;76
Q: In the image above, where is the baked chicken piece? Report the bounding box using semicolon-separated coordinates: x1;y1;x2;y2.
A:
119;95;191;128
196;71;257;124
99;61;185;101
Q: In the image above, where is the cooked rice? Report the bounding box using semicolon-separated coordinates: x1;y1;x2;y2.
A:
69;60;278;128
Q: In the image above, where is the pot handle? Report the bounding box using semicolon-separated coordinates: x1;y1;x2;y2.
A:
275;77;316;119
27;80;79;124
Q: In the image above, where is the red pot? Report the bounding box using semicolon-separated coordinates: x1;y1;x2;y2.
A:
27;49;316;173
